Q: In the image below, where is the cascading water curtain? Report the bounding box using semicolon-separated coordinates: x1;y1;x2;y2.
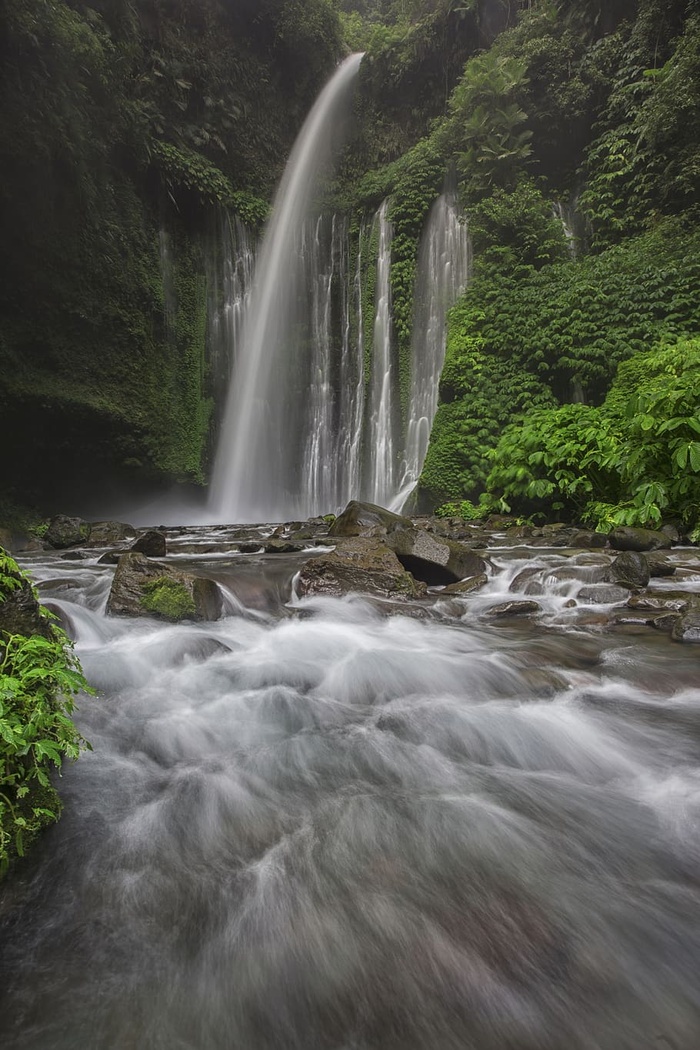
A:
393;192;471;510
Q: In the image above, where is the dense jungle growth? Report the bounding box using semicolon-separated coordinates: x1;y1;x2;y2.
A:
1;0;699;534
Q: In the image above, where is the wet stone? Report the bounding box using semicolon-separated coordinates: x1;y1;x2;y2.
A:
264;539;305;554
570;530;609;548
483;600;542;618
237;541;264;554
608;551;650;589
628;592;695;614
577;584;630;604
510;567;542;593
131;530;167;558
645;553;676;577
671;611;700;644
609;526;672;552
441;573;489;596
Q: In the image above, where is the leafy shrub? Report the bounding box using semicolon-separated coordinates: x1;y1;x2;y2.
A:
485;337;700;531
0;551;91;872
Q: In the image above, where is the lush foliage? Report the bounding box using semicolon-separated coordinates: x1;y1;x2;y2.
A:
0;552;91;872
485;338;700;533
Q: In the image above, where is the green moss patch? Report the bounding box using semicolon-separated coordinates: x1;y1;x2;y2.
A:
140;577;196;621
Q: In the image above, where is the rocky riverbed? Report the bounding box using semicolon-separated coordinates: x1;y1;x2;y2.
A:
2;503;700;1049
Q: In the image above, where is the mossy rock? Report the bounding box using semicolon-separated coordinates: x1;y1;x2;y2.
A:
296;538;425;601
44;515;91;550
107;553;222;622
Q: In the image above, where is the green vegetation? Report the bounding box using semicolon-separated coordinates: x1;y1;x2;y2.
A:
486;338;700;535
140;576;196;620
0;550;91;872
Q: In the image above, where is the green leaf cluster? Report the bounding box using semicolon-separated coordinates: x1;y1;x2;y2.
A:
485;337;700;531
0;550;92;873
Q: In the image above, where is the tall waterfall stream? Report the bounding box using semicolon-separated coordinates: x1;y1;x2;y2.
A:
2;530;700;1048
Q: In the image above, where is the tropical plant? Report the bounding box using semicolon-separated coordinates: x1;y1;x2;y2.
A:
0;552;92;872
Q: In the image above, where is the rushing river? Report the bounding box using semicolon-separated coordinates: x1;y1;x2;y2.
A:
2;527;700;1049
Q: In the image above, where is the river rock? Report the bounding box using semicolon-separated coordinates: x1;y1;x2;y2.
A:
89;521;136;545
131;530;167;557
441;573;489;596
107;552;222;622
329;500;412;538
609;526;672;552
45;515;91;549
671;611;700;643
570;530;609;548
483;600;542;618
237;540;264;554
0;560;53;639
264;539;305;554
608;551;650;589
577;584;630;604
296;538;424;600
645;553;676;577
627;591;696;614
385;527;488;585
0;528;13;551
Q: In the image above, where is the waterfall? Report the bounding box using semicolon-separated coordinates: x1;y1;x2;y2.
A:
553;200;578;257
393;193;471;510
205;212;255;405
209;53;364;524
365;200;398;507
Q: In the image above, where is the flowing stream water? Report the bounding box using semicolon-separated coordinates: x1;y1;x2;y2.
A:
2;531;700;1049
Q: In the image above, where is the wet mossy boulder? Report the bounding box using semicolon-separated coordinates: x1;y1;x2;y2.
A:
329;500;413;538
609;527;672;552
608;551;650;590
89;521;136;546
671;611;700;643
0;550;53;639
297;538;425;601
131;530;167;558
45;515;91;549
329;501;487;585
107;553;222;622
385;527;488;585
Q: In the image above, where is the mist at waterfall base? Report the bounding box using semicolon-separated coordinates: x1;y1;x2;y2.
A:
3;536;700;1048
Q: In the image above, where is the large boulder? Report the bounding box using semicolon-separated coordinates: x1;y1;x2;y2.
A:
89;521;136;546
0;554;53;639
329;500;413;538
45;515;91;549
329;500;487;585
131;530;167;558
107;552;222;622
672;611;700;644
609;527;672;552
608;551;650;589
296;538;424;600
385;527;488;585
